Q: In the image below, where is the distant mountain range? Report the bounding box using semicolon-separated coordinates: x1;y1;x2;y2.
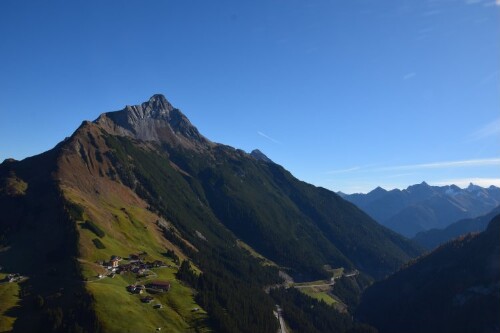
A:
357;213;500;333
340;182;500;237
413;205;500;250
0;94;420;333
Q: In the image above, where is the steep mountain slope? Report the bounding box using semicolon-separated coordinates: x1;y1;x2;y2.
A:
413;205;500;250
357;214;500;333
0;148;99;332
341;182;500;237
0;94;421;333
91;94;421;279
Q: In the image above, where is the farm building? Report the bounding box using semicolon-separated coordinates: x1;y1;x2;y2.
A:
147;281;171;292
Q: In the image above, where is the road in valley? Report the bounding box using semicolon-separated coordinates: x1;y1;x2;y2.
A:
275;305;288;333
293;281;335;289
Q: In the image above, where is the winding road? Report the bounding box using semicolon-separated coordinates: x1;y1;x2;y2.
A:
275;305;288;333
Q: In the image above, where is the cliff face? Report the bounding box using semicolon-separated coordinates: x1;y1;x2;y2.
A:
94;94;212;151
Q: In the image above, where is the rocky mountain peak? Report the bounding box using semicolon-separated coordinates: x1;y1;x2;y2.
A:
148;94;173;111
94;94;212;150
122;94;174;122
250;149;273;163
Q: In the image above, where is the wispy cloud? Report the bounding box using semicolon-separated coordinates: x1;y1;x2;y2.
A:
464;0;499;6
327;158;500;176
257;131;281;144
379;158;500;171
479;70;499;85
386;173;415;178
326;166;361;174
403;72;416;80
470;118;500;140
431;178;500;188
475;0;500;6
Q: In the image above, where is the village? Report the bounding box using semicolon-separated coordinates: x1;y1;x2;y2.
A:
93;251;176;311
0;273;26;284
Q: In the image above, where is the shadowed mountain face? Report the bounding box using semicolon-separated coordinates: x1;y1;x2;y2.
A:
341;182;500;237
0;94;421;333
357;214;500;333
413;205;500;250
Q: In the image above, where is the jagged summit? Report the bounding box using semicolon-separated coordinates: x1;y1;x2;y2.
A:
147;93;174;112
94;94;212;150
466;182;482;192
366;186;387;197
250;149;273;163
372;186;387;193
406;181;435;195
122;94;175;120
343;182;500;237
407;181;430;190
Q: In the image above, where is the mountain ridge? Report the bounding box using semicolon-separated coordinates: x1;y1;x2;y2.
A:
0;94;421;333
413;205;500;250
342;182;500;237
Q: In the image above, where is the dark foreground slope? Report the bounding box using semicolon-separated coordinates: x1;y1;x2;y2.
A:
0;149;99;332
357;214;500;333
1;94;421;332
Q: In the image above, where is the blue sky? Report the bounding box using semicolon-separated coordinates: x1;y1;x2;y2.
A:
0;0;499;193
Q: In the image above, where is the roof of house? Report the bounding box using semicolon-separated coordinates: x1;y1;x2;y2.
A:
149;280;170;287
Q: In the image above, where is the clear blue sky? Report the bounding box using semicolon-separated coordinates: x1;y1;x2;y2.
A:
1;0;499;193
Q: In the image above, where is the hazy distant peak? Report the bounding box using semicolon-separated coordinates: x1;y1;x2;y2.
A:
466;182;482;192
343;181;500;238
409;181;430;189
250;149;273;163
406;181;434;193
370;186;387;194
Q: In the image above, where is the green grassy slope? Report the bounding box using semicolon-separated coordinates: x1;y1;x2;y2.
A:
0;273;20;332
56;124;211;332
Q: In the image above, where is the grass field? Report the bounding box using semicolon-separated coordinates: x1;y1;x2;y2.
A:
63;179;211;332
291;274;348;312
86;269;209;333
300;287;338;306
0;274;20;332
236;240;278;267
293;279;330;287
323;265;344;278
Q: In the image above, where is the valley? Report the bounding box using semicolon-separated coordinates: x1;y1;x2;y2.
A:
0;94;497;333
2;2;498;332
